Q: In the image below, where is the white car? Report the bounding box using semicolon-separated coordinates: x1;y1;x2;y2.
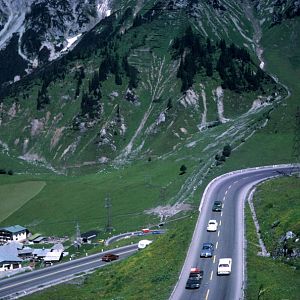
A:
217;258;232;275
138;239;153;249
207;220;218;232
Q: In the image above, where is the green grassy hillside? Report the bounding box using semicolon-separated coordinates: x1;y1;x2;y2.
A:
0;2;299;300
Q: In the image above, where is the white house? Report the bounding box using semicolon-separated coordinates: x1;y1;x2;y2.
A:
0;225;28;244
0;242;22;271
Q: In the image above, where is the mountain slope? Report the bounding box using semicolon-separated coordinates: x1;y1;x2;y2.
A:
0;0;286;177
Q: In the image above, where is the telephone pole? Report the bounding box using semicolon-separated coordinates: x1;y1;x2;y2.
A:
105;195;113;232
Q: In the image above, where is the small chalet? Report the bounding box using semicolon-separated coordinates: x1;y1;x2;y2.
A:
81;230;99;243
0;242;22;271
0;225;28;244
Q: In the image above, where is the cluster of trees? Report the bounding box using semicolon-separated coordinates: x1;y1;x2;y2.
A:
74;66;85;98
216;40;266;91
36;77;50;110
172;26;215;91
215;144;232;165
172;26;268;93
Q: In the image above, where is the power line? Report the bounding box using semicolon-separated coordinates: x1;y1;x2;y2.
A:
105;194;113;233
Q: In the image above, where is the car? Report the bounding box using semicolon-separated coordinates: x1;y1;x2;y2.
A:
212;200;223;212
185;267;203;289
101;253;119;262
138;239;153;249
207;220;218;232
217;258;232;275
200;242;214;257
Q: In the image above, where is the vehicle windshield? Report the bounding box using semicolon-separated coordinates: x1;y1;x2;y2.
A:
203;245;210;249
219;264;229;268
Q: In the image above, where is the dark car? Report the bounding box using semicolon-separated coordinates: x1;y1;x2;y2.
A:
212;200;223;212
185;267;203;289
200;242;214;258
101;253;119;262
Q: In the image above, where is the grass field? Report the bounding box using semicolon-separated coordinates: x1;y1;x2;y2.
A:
245;177;300;300
0;180;46;223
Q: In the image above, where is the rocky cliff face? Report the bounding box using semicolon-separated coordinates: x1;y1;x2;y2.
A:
0;0;111;84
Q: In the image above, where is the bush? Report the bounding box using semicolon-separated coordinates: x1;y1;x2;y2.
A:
179;164;187;175
222;144;232;157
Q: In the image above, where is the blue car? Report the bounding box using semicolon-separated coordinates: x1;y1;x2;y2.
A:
200;242;214;258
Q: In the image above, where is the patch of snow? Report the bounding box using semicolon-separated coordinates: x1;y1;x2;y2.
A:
14;75;20;82
97;0;111;18
61;33;82;53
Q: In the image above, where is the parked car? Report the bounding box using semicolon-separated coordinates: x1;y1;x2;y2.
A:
207;220;218;232
138;239;153;249
101;253;119;262
217;258;232;275
200;242;214;257
212;200;223;212
185;267;203;289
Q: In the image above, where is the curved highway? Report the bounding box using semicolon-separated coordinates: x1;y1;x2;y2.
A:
0;244;138;299
170;164;299;300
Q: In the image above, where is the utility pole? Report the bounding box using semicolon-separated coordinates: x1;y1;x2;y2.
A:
105;195;113;232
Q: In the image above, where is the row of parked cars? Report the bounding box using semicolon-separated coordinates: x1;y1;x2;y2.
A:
185;200;232;289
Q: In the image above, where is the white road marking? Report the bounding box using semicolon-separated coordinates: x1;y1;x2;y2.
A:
205;289;210;300
216;241;219;249
210;270;213;280
218;230;220;237
0;249;136;292
219;220;222;226
225;190;228;195
223;196;226;201
213;255;216;263
221;211;223;217
228;184;232;189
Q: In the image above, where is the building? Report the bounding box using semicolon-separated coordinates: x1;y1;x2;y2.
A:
0;243;22;271
0;225;28;244
81;230;99;243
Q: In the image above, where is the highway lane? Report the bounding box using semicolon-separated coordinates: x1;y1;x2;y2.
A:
0;243;138;299
170;165;299;300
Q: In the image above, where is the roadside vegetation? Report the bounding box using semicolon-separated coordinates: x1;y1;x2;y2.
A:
24;216;195;300
245;176;300;299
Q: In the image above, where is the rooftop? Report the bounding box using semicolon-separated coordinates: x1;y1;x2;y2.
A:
0;225;27;234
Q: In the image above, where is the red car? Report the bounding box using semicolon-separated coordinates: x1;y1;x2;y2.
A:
101;253;119;262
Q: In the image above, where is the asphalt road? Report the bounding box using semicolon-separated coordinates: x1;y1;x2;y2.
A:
170;165;299;300
0;243;138;299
